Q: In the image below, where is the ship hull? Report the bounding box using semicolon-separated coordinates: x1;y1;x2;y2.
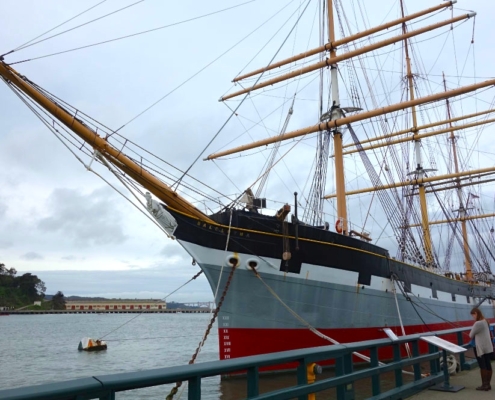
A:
165;207;495;367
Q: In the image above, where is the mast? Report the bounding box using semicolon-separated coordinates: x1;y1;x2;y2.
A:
221;12;474;101
400;0;434;267
323;166;495;197
342;117;495;155
0;62;214;224
342;109;495;151
232;1;458;83
304;1;330;227
443;72;473;279
328;0;348;235
207;78;494;159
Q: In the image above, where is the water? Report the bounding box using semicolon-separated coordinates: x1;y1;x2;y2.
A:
1;313;221;399
0;313;416;399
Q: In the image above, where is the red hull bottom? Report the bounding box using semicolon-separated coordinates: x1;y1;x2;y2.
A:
219;321;474;372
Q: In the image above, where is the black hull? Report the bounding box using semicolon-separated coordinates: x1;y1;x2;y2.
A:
166;206;494;301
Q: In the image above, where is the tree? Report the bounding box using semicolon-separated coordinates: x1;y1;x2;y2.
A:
0;263;17;287
52;291;66;310
16;273;46;301
0;264;46;308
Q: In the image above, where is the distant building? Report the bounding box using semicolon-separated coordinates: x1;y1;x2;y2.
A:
33;301;41;306
65;299;166;311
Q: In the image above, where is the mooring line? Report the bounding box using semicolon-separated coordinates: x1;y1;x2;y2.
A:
248;266;419;376
166;212;236;400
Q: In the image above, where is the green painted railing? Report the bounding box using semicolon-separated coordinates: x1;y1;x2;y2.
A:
0;325;474;400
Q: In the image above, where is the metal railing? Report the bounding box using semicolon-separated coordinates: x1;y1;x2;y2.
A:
0;326;474;400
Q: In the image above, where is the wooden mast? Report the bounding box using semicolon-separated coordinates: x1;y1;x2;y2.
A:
0;62;214;223
342;117;495;156
323;166;495;198
220;13;475;101
342;108;495;150
399;0;433;266
206;78;495;160
443;72;473;279
232;1;457;83
404;213;495;227
327;0;348;235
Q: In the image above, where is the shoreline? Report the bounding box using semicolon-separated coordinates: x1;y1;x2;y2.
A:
3;309;209;315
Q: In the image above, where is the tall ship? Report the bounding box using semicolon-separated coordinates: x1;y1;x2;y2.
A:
1;0;495;365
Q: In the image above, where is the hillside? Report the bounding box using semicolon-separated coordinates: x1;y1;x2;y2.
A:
0;264;46;309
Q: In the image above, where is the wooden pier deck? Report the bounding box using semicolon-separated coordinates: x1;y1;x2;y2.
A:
411;367;492;399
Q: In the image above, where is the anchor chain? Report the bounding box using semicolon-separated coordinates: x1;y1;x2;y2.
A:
165;263;237;400
190;270;202;280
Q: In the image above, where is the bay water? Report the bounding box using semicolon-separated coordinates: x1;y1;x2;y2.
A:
1;313;222;399
1;313;408;399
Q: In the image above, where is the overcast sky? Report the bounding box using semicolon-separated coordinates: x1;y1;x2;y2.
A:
0;0;494;301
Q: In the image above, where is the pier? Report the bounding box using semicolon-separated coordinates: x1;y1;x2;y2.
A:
6;309;209;315
410;368;490;399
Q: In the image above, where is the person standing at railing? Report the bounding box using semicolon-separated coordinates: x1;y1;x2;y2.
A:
469;307;493;391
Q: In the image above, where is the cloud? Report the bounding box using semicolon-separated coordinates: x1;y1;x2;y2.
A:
37;187;127;246
61;255;85;261
21;252;43;260
0;241;13;249
34;267;213;302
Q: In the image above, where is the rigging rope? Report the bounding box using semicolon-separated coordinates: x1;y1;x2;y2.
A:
346;122;428;268
6;1;257;65
255;95;296;198
112;0;296;136
1;0;108;56
3;78;223;349
7;0;145;55
248;265;416;376
97;270;204;341
17;75;234;208
172;0;313;190
164;271;204;300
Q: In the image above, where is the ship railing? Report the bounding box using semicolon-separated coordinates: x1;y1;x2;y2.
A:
0;325;478;400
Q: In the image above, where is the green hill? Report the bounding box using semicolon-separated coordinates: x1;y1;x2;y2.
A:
0;263;46;309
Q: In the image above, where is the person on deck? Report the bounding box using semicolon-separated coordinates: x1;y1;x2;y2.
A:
469;307;493;391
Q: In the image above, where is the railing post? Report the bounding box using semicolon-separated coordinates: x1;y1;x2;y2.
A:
412;340;421;381
99;392;115;400
393;343;403;387
247;366;259;398
188;376;201;400
457;331;466;370
336;354;355;400
428;343;439;375
370;347;380;396
296;358;308;400
441;349;451;387
336;356;345;400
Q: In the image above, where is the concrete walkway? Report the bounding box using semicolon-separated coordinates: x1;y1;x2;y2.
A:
410;368;493;399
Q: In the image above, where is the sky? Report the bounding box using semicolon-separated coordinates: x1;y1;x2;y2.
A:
0;0;494;302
